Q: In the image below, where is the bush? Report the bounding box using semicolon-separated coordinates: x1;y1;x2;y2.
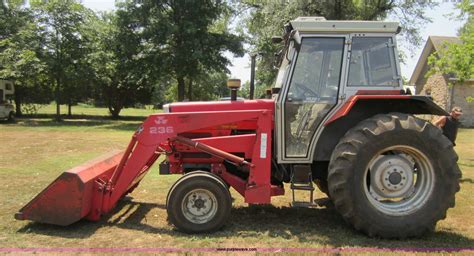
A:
21;103;45;115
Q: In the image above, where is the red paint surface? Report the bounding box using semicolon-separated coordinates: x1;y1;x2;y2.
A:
325;94;411;125
15;151;124;225
355;90;402;95
18;101;276;225
169;99;274;113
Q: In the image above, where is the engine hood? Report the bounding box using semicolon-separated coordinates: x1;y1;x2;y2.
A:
167;99;274;113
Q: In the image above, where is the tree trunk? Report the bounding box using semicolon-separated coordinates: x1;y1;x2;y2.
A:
14;94;22;117
109;105;122;119
187;78;193;101
55;101;61;120
55;77;61;121
108;88;123;119
177;76;185;101
68;101;72;117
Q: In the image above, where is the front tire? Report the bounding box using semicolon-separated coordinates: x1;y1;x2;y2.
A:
167;172;231;233
328;113;461;238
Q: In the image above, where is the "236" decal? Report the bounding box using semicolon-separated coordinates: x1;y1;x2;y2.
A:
150;126;174;134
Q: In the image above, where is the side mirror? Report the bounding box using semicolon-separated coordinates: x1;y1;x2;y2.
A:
271;36;283;44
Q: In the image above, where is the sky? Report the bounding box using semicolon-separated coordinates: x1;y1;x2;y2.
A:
82;0;465;83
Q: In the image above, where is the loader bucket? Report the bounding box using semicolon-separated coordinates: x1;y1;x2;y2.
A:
15;150;124;226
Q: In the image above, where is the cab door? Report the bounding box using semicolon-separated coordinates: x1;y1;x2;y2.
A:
276;35;347;163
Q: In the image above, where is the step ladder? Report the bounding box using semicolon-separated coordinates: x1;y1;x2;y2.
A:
290;165;317;207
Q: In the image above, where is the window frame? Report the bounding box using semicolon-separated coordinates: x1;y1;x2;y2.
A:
347;34;401;88
277;35;347;160
285;37;343;103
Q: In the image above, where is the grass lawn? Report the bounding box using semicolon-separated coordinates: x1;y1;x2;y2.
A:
26;103;159;118
0;116;473;253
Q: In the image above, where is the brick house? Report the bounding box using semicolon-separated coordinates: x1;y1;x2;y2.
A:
409;36;474;127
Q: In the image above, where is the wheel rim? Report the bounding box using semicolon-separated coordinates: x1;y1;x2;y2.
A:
181;189;218;224
364;145;435;216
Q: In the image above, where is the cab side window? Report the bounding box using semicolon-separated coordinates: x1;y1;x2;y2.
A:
348;37;398;87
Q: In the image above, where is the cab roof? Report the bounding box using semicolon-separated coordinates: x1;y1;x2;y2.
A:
290;17;400;34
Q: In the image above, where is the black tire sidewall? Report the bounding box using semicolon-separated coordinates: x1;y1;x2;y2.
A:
344;126;454;234
167;175;231;233
166;171;229;208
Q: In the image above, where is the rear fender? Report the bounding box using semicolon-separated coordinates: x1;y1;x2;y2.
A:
313;96;448;161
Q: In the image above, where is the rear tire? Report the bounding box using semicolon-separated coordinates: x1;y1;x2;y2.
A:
328;113;461;238
167;172;231;233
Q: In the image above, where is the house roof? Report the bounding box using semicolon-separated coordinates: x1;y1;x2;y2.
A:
409;36;461;85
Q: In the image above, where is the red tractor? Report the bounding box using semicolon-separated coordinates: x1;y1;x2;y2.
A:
16;17;461;238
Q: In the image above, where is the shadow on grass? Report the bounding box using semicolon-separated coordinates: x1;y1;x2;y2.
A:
20;113;148;121
17;197;474;249
0;119;16;125
4;118;143;132
17;199;174;239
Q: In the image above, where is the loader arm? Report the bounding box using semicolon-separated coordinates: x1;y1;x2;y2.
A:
16;109;275;225
105;110;273;208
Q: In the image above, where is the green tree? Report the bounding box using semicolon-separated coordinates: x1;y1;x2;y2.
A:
62;9;98;117
241;80;267;99
165;70;230;102
31;0;89;120
0;0;50;116
62;51;95;116
428;0;473;103
241;0;436;87
128;0;244;101
85;9;154;118
0;0;25;42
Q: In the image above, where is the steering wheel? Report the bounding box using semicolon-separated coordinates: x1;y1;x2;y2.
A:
293;82;319;100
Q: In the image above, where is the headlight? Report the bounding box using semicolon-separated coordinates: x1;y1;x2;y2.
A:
163;104;171;113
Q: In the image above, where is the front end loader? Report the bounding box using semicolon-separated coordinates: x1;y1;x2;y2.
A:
16;17;461;238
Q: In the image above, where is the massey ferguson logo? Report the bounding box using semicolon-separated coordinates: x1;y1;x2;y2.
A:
154;116;168;125
150;116;174;134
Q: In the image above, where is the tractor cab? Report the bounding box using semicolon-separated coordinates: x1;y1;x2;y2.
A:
273;17;402;162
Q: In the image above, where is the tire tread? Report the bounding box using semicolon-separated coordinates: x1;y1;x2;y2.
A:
328;113;461;238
